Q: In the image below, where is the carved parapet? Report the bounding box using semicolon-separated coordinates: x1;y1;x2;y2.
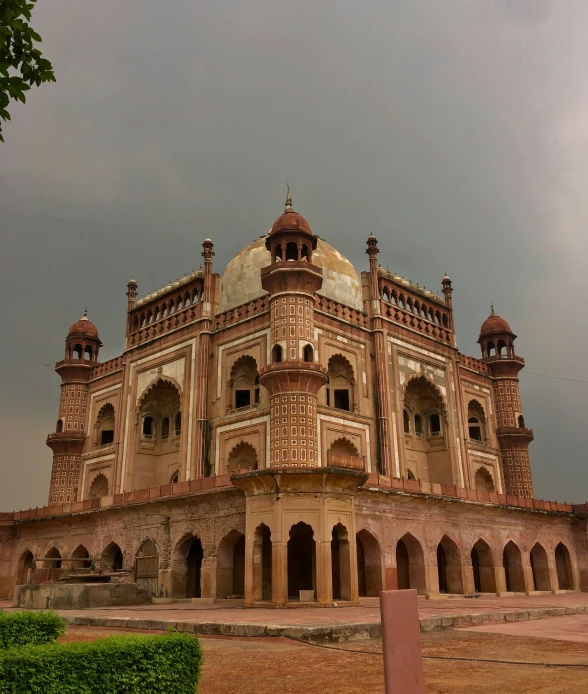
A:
496;426;534;442
258;361;328;395
230;466;368;497
260;260;323;296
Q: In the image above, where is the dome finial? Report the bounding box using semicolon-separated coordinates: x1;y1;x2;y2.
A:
490;303;495;315
284;183;293;213
82;308;88;321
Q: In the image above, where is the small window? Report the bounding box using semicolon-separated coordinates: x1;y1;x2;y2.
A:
430;413;441;436
100;429;114;446
518;414;525;428
407;469;416;481
174;412;182;436
170;470;179;484
272;344;283;363
56;419;63;433
286;241;298;261
334;389;350;411
161;417;170;439
235;390;251;409
414;414;422;436
403;410;410;434
142;416;154;438
468;416;481;441
303;344;314;362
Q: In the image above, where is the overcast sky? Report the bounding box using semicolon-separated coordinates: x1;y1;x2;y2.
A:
1;0;587;510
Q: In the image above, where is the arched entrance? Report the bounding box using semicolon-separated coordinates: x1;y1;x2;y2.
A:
396;533;426;594
356;529;382;597
187;539;204;598
555;543;572;590
502;541;525;592
253;524;272;602
44;547;62;569
135;539;159;595
288;522;316;601
217;531;245;599
530;543;551;591
331;524;351;601
437;536;462;594
471;539;496;593
17;550;34;585
101;542;123;572
173;536;204;598
71;545;91;569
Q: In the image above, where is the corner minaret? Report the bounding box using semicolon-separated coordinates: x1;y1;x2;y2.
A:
478;307;534;497
46;311;102;504
259;189;327;467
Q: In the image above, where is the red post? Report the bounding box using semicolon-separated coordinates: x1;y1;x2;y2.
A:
379;589;425;693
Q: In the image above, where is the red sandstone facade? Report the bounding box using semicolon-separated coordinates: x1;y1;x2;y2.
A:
0;193;586;604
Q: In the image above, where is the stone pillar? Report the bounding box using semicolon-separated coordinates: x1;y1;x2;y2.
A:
522;564;535;594
157;568;173;600
424;565;440;598
272;541;288;606
244;539;256;603
462;564;476;595
316;540;332;604
200;556;216;599
495;566;507;594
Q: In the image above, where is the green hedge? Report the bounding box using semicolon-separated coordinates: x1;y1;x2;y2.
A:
0;611;65;649
0;633;203;694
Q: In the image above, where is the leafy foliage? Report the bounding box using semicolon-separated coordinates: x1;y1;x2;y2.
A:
0;633;203;694
0;0;55;141
0;610;65;649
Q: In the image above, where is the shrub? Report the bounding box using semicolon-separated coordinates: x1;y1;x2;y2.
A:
0;633;203;694
0;611;65;649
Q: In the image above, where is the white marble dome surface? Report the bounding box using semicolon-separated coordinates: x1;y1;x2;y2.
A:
218;235;363;313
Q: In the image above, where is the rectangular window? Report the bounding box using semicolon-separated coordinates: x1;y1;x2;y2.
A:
235;390;251;409
100;430;114;446
334;389;350;411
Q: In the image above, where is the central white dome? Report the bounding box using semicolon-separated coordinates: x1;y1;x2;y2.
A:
218;236;363;313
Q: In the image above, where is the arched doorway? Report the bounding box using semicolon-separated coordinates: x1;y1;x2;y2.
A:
136;539;159;595
396;534;426;595
71;545;91;569
217;531;245;599
101;542;123;572
437;536;462;594
471;539;496;593
187;539;204;598
331;524;351;601
502;541;525;592
530;543;551;591
555;543;572;590
253;524;272;602
17;550;34;585
45;547;62;569
356;529;382;597
288;522;316;601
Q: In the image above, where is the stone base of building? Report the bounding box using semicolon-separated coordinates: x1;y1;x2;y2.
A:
14;582;152;610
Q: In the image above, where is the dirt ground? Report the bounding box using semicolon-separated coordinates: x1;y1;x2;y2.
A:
60;626;588;693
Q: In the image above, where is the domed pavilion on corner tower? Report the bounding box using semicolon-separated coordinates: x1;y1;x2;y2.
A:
1;190;585;606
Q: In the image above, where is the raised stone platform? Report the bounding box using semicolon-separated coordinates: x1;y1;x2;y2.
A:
5;592;587;643
14;582;152;610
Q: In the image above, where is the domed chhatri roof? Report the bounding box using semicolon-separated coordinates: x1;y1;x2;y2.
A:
219;236;363;313
479;307;512;337
270;186;312;236
68;310;99;339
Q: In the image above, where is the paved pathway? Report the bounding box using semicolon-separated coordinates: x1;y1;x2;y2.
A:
461;612;588;644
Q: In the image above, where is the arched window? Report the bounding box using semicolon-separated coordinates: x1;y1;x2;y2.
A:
174;412;182;436
74;344;83;360
475;467;495;493
96;403;115;446
84;345;93;361
56;419;63;433
301;244;309;260
272;344;283;363
89;473;109;498
230;356;260;410
406;469;416;481
467;401;486;442
274;244;282;262
487;341;496;357
161;417;170;439
285;241;298;261
414;414;423;436
326;354;354;412
403;410;410;434
429;413;441;435
142;416;154;438
497;340;506;356
518;414;525;428
170;470;179;484
227;442;258;474
303;344;314;362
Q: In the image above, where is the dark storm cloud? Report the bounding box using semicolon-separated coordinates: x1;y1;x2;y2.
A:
1;1;587;508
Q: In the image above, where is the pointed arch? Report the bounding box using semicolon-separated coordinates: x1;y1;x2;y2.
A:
530;542;551;591
101;541;123;572
396;532;426;594
17;549;35;585
356;529;382;597
229;355;260;410
502;540;525;592
172;533;205;599
89;473;109;499
474;467;495;493
401;373;448;417
72;544;91;569
437;535;462;594
217;530;245;599
471;538;496;593
328;437;359;457
555;542;573;590
326;353;356;412
227;441;258;473
136;374;183;410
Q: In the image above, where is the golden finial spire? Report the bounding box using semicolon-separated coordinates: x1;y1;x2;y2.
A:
284;183;293;213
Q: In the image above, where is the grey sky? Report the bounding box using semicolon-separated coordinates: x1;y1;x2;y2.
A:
1;0;586;510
